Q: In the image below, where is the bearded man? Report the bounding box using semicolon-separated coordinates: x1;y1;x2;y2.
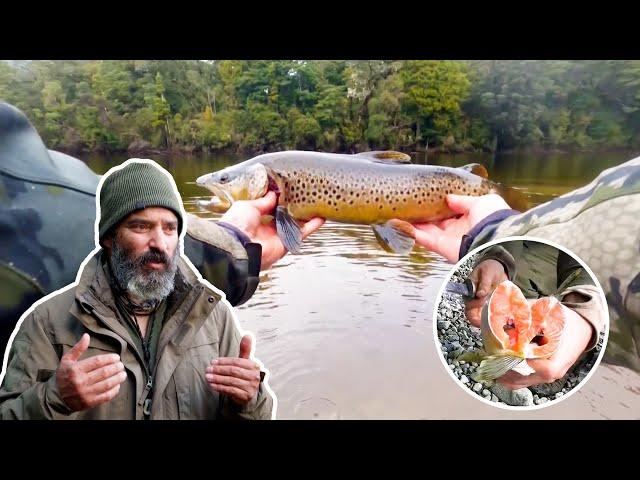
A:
0;159;274;420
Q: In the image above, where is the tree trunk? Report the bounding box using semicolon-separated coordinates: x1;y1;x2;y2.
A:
165;119;172;148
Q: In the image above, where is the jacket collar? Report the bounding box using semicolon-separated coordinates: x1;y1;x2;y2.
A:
72;249;221;352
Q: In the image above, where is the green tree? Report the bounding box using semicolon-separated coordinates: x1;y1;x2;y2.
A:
401;60;470;149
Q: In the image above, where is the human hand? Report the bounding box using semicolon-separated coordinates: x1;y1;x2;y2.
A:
464;259;509;327
205;335;262;406
412;194;511;263
497;304;593;389
219;192;325;269
56;334;127;411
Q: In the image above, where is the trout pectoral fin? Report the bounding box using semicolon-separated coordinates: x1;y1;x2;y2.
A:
355;151;412;164
455;349;487;363
275;206;303;254
459;163;489;179
372;221;415;254
472;355;523;382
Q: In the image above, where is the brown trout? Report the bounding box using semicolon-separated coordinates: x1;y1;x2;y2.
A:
196;150;527;254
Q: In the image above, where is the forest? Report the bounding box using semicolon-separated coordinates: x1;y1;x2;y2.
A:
2;60;639;154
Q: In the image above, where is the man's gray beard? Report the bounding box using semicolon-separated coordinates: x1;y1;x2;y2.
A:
109;240;179;302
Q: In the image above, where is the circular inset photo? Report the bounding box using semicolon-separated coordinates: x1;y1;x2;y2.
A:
434;236;608;409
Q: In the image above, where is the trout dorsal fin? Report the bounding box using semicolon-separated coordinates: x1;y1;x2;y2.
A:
355;151;412;164
459;163;489;179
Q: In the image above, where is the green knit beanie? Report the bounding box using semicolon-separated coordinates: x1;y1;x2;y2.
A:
98;160;184;241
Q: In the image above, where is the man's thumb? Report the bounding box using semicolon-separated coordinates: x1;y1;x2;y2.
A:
239;335;252;359
65;333;90;362
446;194;477;215
476;272;493;298
251;191;277;215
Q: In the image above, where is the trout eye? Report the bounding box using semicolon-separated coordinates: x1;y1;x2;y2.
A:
219;173;230;184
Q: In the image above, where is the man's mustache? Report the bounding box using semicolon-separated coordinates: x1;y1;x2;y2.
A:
135;249;171;267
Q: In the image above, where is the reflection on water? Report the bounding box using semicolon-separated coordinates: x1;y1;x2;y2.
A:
84;150;640;419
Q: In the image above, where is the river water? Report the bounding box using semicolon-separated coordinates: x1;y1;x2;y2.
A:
84;149;640;419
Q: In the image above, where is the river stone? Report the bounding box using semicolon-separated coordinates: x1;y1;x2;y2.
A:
490;384;534;406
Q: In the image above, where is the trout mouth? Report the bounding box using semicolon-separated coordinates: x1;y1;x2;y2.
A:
205;183;234;207
267;175;281;204
196;173;234;205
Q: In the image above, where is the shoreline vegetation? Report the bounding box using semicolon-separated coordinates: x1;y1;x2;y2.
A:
3;60;640;157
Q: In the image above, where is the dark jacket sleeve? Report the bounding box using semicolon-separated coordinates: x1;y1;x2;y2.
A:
183;213;261;307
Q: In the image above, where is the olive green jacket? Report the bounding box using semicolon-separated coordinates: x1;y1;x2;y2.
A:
0;251;274;420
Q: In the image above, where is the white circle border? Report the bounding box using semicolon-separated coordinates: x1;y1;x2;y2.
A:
431;235;610;412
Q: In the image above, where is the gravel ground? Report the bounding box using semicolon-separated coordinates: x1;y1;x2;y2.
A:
436;253;605;407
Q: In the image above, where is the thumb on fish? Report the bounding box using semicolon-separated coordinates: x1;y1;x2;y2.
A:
476;273;494;298
251;191;278;215
446;194;477;215
412;223;443;251
300;217;325;239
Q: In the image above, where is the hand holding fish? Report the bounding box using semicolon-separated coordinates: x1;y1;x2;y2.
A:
219;191;325;269
463;279;596;390
412;194;511;262
464;259;509;327
496;303;593;389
